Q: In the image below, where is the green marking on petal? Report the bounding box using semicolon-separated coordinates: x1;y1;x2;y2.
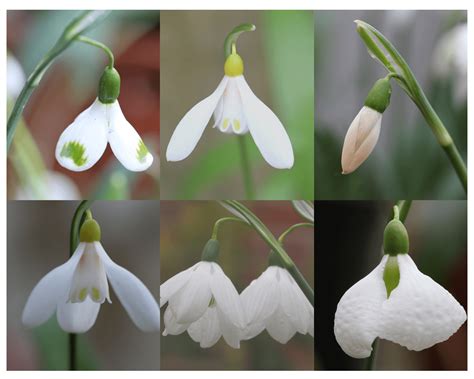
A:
136;139;149;163
79;288;88;301
91;287;101;301
60;141;88;167
383;255;400;298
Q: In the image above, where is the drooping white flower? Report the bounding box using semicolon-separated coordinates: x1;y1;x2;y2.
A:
7;53;26;99
292;200;314;222
334;254;466;358
241;265;313;344
15;170;81;200
160;259;246;349
166;46;294;169
55;67;153;172
22;219;160;333
341;77;391;174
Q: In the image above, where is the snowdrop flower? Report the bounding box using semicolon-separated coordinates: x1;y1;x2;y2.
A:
160;239;246;348
55;67;153;172
241;260;313;344
15;170;81;200
7;53;26;100
292;200;314;222
166;41;294;169
22;217;160;333
334;215;466;358
341;77;392;174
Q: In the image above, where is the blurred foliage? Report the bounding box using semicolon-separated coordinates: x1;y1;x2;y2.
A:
315;10;466;199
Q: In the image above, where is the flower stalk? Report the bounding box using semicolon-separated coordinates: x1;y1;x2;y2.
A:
7;10;110;151
356;20;467;193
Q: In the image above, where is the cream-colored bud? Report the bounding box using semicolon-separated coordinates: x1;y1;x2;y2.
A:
341;106;382;174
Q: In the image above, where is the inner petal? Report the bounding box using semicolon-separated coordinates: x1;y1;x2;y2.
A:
217;79;248;135
68;243;110;304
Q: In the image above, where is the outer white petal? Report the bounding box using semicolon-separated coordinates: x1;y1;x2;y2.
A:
162;306;190;336
95;242;160;332
22;243;86;328
168;262;212;324
57;297;101;333
55;99;108;171
187;306;222;348
265;306;297;344
209;262;246;329
380;254;467;351
292;200;314;222
166;77;229;161
216;306;241;349
236;76;294;169
341;106;382;174
334;255;388;358
160;263;198;307
107;101;153;172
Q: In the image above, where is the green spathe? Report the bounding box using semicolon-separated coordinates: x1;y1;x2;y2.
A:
383;219;409;256
80;219;101;242
98;66;121;104
201;239;219;262
383;255;400;298
364;77;392;114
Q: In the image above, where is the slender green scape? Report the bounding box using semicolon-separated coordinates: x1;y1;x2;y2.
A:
356;20;467;193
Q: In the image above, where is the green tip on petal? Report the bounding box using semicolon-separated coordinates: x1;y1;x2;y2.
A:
136;139;149;163
60;141;88;167
201;239;220;262
383;255;400;298
79;219;101;242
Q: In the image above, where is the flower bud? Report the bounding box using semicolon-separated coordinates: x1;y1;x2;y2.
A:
98;66;121;104
201;239;220;262
383;219;409;256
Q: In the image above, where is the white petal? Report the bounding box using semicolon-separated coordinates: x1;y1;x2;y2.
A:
160;263;198;307
292;200;314;222
166;77;229;161
279;268;310;334
380;254;467;351
216;306;241;349
163;306;189;336
236;76;294;169
265;305;297;344
57;297;101;333
168;262;212;324
22;244;85;328
187;306;222;348
334;255;388;358
341;106;382;174
215;78;248;134
107;101;153;172
209;262;246;328
95;242;160;332
55;98;108;171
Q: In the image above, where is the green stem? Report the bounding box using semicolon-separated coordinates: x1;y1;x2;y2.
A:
6;10;110;151
356;20;467;193
223;23;256;58
222;200;314;305
368;199;412;370
211;217;250;240
238;137;255;199
278;222;314;244
76;35;115;68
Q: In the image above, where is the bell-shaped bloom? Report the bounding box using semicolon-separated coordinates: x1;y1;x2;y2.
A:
22;240;160;333
166;52;294;169
55;98;153;172
341;106;382;174
241;266;313;344
334;254;466;358
160;261;246;348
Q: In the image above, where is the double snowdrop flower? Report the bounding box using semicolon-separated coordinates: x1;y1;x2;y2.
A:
341;76;392;174
160;239;246;348
22;217;160;333
55;67;153;172
334;214;466;358
241;262;314;343
166;39;294;169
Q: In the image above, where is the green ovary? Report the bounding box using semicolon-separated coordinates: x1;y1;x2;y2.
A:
136;139;149;163
60;141;87;166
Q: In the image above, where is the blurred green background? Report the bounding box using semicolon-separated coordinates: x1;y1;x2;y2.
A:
7;201;160;370
7;11;160;200
316;200;467;370
160;11;314;200
315;10;467;199
160;201;314;369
